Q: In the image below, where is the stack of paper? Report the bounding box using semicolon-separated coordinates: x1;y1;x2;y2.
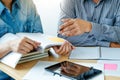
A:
19;50;48;63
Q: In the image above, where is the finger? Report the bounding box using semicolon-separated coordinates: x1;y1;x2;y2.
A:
58;45;66;55
54;44;64;55
61;18;71;22
60;41;70;55
18;49;27;54
24;37;40;49
60;19;75;31
62;42;69;55
21;45;31;53
61;25;75;34
52;46;60;54
23;42;34;51
62;41;73;55
64;28;79;37
53;46;66;55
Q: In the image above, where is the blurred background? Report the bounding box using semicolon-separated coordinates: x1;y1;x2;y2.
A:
33;0;61;36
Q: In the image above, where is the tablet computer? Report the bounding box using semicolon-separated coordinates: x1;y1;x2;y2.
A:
45;61;102;80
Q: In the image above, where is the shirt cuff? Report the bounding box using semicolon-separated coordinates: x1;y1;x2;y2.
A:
97;41;110;47
89;22;103;40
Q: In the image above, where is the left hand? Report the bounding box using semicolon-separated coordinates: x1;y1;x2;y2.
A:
52;41;75;55
59;18;92;36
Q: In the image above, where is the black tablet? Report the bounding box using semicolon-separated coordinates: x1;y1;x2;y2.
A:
45;61;102;80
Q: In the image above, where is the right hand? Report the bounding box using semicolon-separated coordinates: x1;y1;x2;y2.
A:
52;41;75;55
9;37;40;54
110;42;120;48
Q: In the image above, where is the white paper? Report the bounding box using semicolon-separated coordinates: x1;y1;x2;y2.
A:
98;60;120;77
23;61;104;80
1;52;22;68
101;47;120;60
69;47;100;59
0;33;22;68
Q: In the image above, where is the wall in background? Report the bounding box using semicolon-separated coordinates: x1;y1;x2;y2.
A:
33;0;61;36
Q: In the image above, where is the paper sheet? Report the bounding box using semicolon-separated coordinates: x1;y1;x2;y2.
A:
101;47;120;60
69;47;100;59
23;61;104;80
98;60;120;77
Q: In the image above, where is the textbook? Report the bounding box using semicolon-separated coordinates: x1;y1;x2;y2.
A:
69;47;120;60
0;33;65;68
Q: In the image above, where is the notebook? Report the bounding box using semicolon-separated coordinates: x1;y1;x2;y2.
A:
69;47;120;60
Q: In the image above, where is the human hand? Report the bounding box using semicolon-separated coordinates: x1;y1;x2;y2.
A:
110;42;120;48
9;37;40;54
52;41;75;55
59;18;92;36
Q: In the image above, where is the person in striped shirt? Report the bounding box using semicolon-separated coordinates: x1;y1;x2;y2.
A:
58;0;120;48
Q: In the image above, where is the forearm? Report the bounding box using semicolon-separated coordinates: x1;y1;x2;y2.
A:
0;42;11;58
58;33;110;47
90;22;120;43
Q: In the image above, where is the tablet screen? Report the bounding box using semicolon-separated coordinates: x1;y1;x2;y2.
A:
45;61;102;80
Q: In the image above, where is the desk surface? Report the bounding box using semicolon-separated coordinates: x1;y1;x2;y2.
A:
0;55;120;80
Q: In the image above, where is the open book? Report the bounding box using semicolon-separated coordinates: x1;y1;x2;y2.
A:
0;33;65;68
69;47;120;60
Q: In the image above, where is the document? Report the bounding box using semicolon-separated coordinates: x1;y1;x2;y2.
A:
23;61;104;80
0;33;65;68
69;47;120;60
98;60;120;77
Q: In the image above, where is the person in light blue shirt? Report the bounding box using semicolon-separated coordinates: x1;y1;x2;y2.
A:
0;0;74;79
58;0;120;47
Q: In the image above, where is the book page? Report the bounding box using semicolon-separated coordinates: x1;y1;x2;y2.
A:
0;52;22;68
101;47;120;60
69;47;100;59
